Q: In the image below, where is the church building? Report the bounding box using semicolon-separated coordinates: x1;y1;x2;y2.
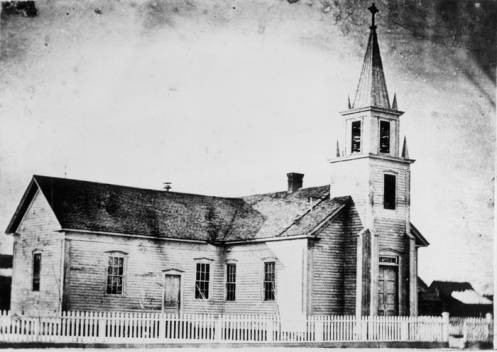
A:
6;4;428;317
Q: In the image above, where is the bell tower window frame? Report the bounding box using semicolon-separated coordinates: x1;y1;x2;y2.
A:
351;120;362;153
379;120;390;154
383;174;396;210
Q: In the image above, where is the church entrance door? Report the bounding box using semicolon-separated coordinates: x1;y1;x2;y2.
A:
378;265;398;316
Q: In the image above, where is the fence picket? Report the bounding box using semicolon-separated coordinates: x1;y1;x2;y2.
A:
0;310;490;345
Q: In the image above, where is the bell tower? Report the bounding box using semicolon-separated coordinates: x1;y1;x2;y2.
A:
330;3;417;316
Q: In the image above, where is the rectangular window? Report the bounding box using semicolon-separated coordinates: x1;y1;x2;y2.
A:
379;121;390;153
264;262;275;301
226;264;236;301
384;174;396;210
195;263;210;299
379;256;398;264
106;256;124;294
351;120;361;153
32;253;41;291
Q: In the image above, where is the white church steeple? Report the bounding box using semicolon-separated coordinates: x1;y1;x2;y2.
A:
329;3;417;317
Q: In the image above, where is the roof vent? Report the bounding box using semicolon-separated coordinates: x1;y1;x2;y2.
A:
287;173;304;193
163;182;172;192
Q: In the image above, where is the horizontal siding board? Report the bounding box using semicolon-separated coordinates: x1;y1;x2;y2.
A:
11;190;63;315
62;232;306;315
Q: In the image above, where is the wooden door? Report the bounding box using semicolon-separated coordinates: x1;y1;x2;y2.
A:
164;275;181;313
378;266;398;316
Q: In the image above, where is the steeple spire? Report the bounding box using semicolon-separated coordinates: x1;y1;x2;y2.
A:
401;136;409;159
351;3;390;110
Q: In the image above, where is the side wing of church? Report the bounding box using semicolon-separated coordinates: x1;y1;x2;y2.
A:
5;5;429;317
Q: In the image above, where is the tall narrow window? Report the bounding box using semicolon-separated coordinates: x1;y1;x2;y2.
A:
379;121;390;153
226;264;236;301
195;263;210;299
384;174;396;210
106;256;124;294
32;253;41;291
351;120;361;153
264;262;275;301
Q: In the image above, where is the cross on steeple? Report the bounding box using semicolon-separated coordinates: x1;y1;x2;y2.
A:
368;3;378;29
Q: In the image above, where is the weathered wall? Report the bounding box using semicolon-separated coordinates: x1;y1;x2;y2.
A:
309;205;359;315
63;232;223;313
223;239;307;316
309;214;345;315
369;157;411;315
359;229;371;316
63;232;307;315
9;185;357;316
11;190;64;315
330;155;413;316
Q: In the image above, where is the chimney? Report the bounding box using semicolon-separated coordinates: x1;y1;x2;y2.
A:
287;172;304;193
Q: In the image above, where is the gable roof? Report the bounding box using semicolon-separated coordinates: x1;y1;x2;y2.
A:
6;175;348;243
243;188;348;239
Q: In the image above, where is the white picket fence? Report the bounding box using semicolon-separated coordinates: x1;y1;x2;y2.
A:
0;311;490;344
449;316;494;342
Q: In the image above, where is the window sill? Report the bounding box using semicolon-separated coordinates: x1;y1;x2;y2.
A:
104;293;126;297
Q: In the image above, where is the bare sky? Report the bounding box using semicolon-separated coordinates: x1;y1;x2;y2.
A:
0;0;494;293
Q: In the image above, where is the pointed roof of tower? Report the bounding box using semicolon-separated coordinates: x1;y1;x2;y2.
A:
352;3;390;110
402;136;409;159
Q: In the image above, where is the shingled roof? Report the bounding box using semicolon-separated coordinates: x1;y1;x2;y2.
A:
6;175;349;243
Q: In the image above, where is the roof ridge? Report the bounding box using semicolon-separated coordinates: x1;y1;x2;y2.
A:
33;174;245;201
242;184;329;198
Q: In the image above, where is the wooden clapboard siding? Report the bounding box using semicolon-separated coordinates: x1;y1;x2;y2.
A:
343;204;361;315
310;203;360;315
62;233;307;315
329;153;415;316
369;158;410;236
223;239;307;315
309;215;345;315
9;164;416;316
63;232;223;313
369;157;411;315
11;190;64;315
